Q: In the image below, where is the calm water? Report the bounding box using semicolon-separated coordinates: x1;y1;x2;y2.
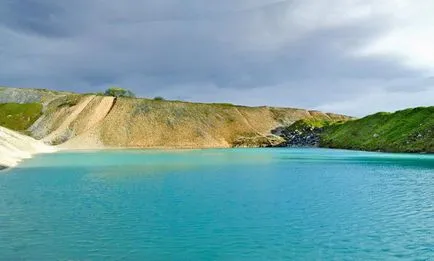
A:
0;148;433;260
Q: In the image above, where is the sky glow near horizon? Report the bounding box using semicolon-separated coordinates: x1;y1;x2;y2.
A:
0;0;433;116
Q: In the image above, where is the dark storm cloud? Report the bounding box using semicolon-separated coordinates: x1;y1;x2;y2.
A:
0;0;79;37
0;0;431;115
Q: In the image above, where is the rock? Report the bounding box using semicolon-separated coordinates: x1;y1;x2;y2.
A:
272;124;323;147
0;88;44;104
232;134;286;148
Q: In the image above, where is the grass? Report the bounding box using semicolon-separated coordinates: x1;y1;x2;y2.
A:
211;102;235;107
286;118;340;131
321;107;434;153
0;103;43;131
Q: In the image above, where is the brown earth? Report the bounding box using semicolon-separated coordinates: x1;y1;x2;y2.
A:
25;93;349;149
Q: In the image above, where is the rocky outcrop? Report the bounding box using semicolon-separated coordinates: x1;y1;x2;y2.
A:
0;87;67;104
0;126;55;169
232;134;285;148
272;125;323;147
270;118;353;148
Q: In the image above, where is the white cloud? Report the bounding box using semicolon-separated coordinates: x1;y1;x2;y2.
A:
316;86;434;116
357;0;434;71
0;0;433;116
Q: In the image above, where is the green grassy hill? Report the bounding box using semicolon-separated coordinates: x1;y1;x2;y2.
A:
321;107;434;153
0;103;43;131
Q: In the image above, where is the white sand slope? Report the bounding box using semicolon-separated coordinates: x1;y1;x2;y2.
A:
0;126;56;168
59;96;115;149
42;95;95;144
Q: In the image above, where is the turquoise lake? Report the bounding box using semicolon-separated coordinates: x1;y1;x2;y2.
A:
0;148;433;260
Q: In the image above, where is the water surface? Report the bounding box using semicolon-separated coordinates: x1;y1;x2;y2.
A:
0;148;433;260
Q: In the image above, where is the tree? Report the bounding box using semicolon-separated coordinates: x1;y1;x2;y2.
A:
153;96;165;101
104;87;135;98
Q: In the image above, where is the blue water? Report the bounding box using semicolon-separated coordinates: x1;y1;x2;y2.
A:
0;148;433;260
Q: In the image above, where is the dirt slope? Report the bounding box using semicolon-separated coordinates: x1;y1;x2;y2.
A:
1;87;350;149
27;94;348;149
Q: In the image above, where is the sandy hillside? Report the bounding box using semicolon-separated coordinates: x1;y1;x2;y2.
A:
0;87;350;149
28;94;349;149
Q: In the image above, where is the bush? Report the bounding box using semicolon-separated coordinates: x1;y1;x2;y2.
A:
104;87;135;98
154;96;165;101
213;102;234;107
56;95;80;108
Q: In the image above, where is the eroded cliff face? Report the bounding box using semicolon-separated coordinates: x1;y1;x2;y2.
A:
0;126;55;168
27;94;347;149
1;87;350;150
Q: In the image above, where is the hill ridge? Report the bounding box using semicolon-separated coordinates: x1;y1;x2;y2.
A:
0;87;350;149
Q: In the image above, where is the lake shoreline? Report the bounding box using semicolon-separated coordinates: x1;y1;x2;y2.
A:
3;137;433;171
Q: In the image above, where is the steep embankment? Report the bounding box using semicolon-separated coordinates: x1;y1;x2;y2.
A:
321;107;434;153
34;94;347;148
0;87;349;149
0;126;55;169
93;99;347;148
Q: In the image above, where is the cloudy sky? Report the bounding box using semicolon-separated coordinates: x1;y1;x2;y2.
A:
1;0;433;116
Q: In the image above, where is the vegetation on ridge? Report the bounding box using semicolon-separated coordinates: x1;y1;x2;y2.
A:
320;107;434;153
104;87;135;98
286;118;344;132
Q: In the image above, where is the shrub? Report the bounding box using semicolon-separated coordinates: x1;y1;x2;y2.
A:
154;96;165;101
213;102;234;107
56;95;80;108
104;87;135;98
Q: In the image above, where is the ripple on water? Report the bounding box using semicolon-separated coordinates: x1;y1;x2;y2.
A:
0;148;433;260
